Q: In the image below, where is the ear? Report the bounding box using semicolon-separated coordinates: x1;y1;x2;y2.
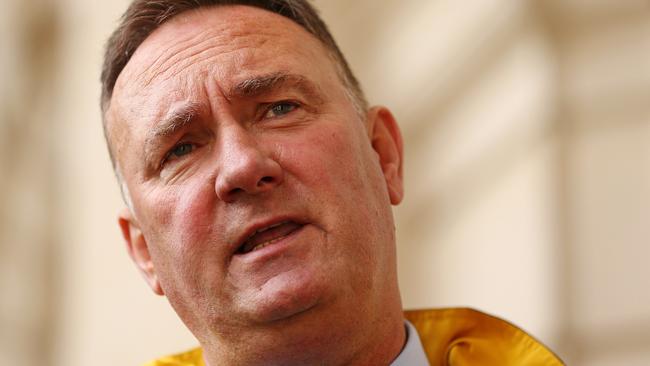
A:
118;208;164;295
367;106;404;205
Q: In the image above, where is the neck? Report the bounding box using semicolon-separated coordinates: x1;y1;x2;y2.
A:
339;313;406;366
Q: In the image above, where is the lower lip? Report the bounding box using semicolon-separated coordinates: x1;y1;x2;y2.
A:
236;224;307;262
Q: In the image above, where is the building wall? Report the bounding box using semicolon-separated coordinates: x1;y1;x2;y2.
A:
0;1;648;365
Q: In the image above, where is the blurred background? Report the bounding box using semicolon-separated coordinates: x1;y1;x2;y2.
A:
1;0;648;365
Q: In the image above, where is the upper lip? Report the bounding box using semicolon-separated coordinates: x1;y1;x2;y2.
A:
233;216;306;255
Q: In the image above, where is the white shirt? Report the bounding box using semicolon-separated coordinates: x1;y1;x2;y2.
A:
390;320;430;366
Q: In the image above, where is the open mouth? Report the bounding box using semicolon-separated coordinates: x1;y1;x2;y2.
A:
236;221;304;255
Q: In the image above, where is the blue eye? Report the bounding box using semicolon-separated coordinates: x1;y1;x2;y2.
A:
266;102;297;118
166;143;194;162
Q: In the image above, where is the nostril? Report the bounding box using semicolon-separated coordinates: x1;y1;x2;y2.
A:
258;176;274;186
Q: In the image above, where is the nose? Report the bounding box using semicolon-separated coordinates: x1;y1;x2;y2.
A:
214;125;283;202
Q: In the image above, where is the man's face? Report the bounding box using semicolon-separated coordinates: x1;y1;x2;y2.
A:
107;5;403;350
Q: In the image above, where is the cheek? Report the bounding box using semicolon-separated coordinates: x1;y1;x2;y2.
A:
174;178;217;235
282;127;370;195
282;124;387;246
138;177;220;275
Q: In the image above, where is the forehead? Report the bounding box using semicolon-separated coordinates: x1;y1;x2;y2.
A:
112;5;334;104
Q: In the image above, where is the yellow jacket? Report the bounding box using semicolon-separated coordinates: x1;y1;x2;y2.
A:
144;308;564;366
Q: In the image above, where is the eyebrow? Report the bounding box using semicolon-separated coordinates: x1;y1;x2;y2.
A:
229;72;324;103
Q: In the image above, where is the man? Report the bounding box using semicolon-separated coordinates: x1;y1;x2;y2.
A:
100;1;564;365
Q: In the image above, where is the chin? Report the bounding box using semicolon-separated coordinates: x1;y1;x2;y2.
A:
244;268;329;324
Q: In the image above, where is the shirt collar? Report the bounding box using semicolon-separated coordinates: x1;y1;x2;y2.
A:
390;320;430;366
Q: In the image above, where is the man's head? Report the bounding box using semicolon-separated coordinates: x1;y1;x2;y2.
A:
102;1;405;364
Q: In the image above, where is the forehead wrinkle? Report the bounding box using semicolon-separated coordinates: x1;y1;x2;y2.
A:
137;33;226;90
121;29;201;93
229;72;325;104
165;42;263;88
135;19;273;91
